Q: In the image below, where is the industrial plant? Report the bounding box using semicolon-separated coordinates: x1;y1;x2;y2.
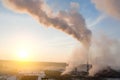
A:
0;60;120;80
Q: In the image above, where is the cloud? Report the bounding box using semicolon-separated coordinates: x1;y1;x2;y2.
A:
92;0;120;19
70;2;80;10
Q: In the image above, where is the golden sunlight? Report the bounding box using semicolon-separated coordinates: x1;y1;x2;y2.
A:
17;50;29;61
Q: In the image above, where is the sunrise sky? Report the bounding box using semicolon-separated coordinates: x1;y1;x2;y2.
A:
0;0;120;62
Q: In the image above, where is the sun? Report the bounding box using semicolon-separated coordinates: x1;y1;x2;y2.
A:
18;50;29;61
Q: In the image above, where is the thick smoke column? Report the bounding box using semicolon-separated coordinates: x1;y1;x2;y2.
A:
2;0;91;47
92;0;120;19
62;43;88;75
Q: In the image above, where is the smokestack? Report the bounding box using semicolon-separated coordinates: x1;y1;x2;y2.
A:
86;55;89;75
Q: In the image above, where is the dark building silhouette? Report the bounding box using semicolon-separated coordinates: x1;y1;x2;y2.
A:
20;76;38;80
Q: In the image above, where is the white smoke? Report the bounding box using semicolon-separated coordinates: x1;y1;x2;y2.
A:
90;0;120;75
2;0;92;75
62;35;120;76
2;0;91;47
92;0;120;19
62;43;88;75
89;36;120;76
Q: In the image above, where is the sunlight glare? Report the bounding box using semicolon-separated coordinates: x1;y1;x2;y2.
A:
18;50;29;61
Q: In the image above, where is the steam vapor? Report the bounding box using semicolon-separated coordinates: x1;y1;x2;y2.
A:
62;36;120;76
92;0;120;19
89;0;120;75
89;36;120;76
62;43;88;75
2;0;91;47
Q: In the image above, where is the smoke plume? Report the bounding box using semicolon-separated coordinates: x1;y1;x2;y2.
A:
89;36;120;76
92;0;120;19
62;43;88;75
2;0;93;75
62;36;120;76
2;0;91;47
